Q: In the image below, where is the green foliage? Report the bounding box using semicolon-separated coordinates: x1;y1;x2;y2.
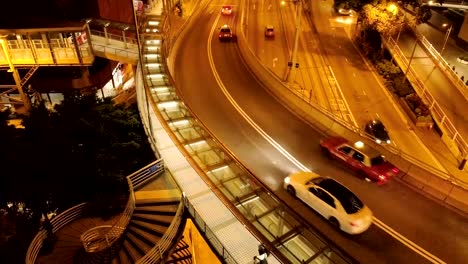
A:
334;0;375;11
360;3;404;36
405;93;431;117
375;60;401;76
0;91;154;217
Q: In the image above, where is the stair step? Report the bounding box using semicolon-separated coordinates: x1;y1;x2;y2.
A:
111;256;121;264
167;254;193;263
131;213;174;227
173;243;189;253
118;246;132;264
135;198;180;206
127;225;161;248
122;239;142;263
134;204;178;216
129;219;168;238
125;231;153;255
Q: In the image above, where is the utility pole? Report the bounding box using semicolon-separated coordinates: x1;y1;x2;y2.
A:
405;39;419;79
441;24;452;56
288;0;302;82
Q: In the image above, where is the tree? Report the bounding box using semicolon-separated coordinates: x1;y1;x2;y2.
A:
360;3;404;36
0;91;155;263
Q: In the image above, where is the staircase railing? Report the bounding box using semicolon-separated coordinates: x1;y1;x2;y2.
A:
25;203;88;264
80;159;165;252
136;192;185;264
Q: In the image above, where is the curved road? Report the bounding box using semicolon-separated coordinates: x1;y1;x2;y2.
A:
172;1;468;263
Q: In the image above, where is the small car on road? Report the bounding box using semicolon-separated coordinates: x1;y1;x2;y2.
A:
284;172;373;234
264;25;275;38
364;119;391;144
221;5;233;15
320;136;399;184
218;25;233;41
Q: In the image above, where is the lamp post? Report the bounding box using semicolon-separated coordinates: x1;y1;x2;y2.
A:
441;23;453;56
287;0;302;83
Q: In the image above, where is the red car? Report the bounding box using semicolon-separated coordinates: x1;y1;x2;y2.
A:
221;5;232;15
320;136;399;184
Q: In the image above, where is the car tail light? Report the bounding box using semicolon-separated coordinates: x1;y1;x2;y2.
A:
391;168;399;174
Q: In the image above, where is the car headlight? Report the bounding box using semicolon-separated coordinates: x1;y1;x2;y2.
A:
376;139;382;144
284;177;290;184
386;140;391;144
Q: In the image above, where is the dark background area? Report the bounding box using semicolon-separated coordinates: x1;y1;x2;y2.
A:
0;0;99;28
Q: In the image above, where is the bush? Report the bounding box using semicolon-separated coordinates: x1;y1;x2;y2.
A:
405;93;431;117
392;76;414;97
375;60;401;76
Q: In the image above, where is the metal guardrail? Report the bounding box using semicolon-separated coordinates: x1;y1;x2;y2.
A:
184;197;237;263
385;36;468;167
80;159;165;252
25;159;166;263
417;34;468;101
25;203;88;264
91;43;138;61
136;192;185;264
90;30;138;45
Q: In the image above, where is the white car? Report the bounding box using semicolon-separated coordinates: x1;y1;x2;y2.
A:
284;172;373;234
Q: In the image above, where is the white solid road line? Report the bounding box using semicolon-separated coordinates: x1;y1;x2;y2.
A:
206;11;446;264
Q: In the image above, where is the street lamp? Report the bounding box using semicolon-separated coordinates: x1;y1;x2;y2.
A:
441;23;453;56
387;3;398;15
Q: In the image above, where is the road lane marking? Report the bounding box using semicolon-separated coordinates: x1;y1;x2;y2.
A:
207;11;446;264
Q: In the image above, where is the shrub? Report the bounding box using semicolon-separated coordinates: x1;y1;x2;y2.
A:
393;76;414;97
405;93;430;117
375;60;401;76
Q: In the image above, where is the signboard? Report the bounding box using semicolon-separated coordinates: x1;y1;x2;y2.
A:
133;0;144;14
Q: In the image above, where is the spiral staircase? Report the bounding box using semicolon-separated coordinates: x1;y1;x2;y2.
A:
27;159;192;264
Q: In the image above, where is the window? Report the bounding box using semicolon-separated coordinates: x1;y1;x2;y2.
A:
317;179;363;214
338;146;352;155
309;188;335;208
352;151;365;163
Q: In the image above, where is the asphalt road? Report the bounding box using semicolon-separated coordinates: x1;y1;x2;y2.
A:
172;1;468;263
308;2;447;169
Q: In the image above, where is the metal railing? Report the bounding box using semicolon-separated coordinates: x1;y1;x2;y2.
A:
91;42;138;61
185;198;236;263
25;159;166;263
136;192;185;263
80;159;164;252
417;34;468;101
90;30;138;45
25;203;88;264
385;36;468;165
